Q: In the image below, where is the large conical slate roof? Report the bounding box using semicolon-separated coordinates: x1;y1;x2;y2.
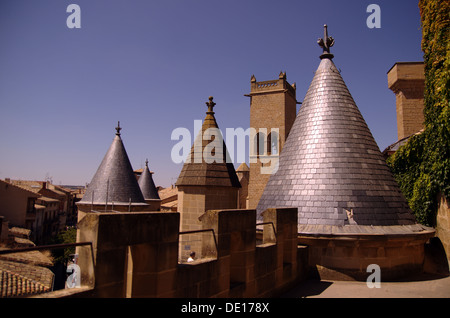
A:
257;27;415;226
176;97;241;188
138;159;160;200
79;122;147;206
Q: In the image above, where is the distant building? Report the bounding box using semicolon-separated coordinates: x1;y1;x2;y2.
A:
7;179;76;244
35;196;59;244
0;179;39;232
158;185;178;211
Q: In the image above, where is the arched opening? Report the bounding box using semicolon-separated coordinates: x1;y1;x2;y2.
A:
267;131;279;155
254;132;267;156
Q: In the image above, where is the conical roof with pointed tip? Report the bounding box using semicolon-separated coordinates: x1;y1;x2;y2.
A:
79;123;147;206
176;97;241;188
138;159;161;200
257;34;415;226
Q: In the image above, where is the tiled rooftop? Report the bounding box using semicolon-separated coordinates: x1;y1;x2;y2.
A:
257;31;415;227
78;122;147;206
176;97;241;188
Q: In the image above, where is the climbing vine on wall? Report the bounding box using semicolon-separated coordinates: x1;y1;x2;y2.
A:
387;0;449;226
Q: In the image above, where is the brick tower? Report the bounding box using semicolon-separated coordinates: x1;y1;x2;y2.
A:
247;72;297;209
387;62;425;140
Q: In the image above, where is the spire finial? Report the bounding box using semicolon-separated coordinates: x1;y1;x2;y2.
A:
115;121;122;136
206;96;216;114
145;158;149;167
317;24;335;59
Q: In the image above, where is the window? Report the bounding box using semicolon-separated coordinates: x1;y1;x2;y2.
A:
267;131;279;155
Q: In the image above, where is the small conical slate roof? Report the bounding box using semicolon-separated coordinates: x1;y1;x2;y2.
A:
138;159;160;200
79;122;147;206
257;26;415;226
176;97;241;188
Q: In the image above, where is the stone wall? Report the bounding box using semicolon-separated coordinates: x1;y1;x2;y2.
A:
436;193;450;263
387;62;425;140
64;207;307;298
178;186;239;232
247;74;297;209
75;212;180;297
177;185;239;261
299;225;435;281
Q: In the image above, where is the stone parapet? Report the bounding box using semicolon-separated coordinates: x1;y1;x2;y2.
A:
298;223;435;281
58;208;307;298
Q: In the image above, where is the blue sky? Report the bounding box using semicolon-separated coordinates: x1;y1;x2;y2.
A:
0;0;424;187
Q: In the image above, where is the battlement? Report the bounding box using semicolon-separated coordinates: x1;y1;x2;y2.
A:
250;73;296;98
387;62;425;140
53;208;307;298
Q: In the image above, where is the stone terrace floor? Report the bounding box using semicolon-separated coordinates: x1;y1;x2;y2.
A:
281;273;450;298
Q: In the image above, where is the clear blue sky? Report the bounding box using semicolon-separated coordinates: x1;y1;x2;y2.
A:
0;0;424;187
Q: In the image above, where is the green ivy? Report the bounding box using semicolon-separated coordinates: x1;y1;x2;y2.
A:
386;0;449;226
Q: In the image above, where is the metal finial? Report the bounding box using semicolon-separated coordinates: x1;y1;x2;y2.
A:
317;24;335;59
115;121;122;136
206;96;216;114
145;158;148;167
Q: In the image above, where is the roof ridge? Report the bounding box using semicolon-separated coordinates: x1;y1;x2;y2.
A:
0;180;40;197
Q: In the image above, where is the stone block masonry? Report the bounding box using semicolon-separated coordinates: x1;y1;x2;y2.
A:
55;208;308;298
247;73;297;209
387;62;425;140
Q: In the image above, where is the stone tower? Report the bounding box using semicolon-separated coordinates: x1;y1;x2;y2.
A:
77;122;148;218
387;62;425;140
176;96;241;232
257;26;415;226
256;25;434;280
247;71;297;209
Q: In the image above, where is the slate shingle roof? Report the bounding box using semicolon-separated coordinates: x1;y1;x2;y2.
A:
79;123;147;206
138;159;160;200
257;41;415;226
176;97;241;188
